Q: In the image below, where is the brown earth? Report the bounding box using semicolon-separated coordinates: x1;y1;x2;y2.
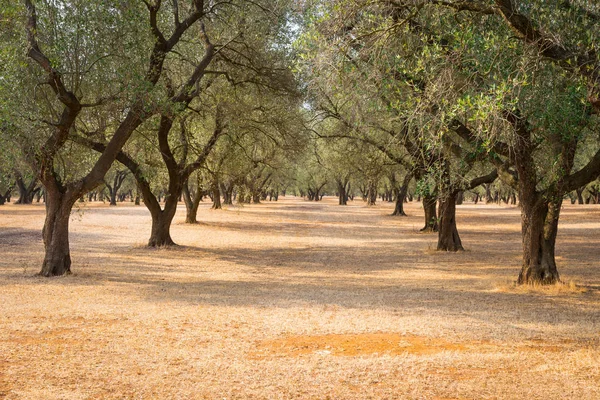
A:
0;197;599;399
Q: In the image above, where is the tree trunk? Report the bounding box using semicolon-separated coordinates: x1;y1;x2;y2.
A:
182;184;201;224
517;199;561;284
221;182;234;205
485;184;493;203
392;173;411;216
437;191;463;251
455;191;464;205
15;173;38;204
421;195;438;232
337;181;347;205
40;192;76;276
211;178;222;210
367;180;377;206
109;187;117;206
148;199;178;247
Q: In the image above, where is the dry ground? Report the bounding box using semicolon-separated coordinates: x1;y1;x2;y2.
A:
0;197;599;399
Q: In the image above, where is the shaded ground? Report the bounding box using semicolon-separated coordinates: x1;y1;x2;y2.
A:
0;197;599;399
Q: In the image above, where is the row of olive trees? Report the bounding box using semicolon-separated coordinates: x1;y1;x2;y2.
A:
0;0;304;276
296;0;600;284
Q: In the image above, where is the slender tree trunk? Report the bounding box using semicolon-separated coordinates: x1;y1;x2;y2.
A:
437;191;463;251
367;180;377;206
576;188;585;204
337;181;347;205
421;195;438;232
182;184;201;224
211;178;222;210
109;187;117;206
485;184;493;203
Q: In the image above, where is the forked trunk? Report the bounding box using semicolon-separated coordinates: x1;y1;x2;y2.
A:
109;190;117;206
40;192;76;276
518;199;561;284
182;184;201;224
421;195;438;232
148;199;178;247
392;173;411;216
437;192;463;251
392;192;406;216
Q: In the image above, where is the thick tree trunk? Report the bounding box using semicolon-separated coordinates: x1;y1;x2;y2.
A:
15;174;38;204
392;190;406;216
517;199;561;284
421;195;438;232
148;199;177;247
455;191;464;205
437;191;463;251
221;182;233;205
40;192;76;276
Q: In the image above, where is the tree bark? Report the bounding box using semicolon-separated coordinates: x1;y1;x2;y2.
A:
392;173;411;216
15;171;38;204
518;198;561;284
182;183;201;224
367;180;377;206
337;179;347;205
147;194;178;247
437;191;463;251
40;191;76;276
421;195;438;232
211;177;222;209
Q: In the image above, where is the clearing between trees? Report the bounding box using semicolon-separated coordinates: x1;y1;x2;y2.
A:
0;198;599;399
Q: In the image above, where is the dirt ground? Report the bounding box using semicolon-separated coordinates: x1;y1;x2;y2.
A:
0;197;599;399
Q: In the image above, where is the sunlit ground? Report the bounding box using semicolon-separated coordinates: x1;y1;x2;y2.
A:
1;197;599;399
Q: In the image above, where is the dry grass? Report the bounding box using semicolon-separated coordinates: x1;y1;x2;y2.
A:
1;197;600;399
494;279;588;295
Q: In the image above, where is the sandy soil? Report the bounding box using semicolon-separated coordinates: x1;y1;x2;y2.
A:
0;197;599;399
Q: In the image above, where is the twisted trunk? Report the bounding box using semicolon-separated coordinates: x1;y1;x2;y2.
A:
182;183;202;224
518;197;561;284
40;190;77;276
148;194;179;247
211;177;221;210
421;195;438;232
392;173;411;216
437;191;463;251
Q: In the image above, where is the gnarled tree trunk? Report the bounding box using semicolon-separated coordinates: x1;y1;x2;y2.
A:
40;191;77;276
518;198;561;284
211;177;222;210
437;191;463;251
148;196;178;247
421;195;438;232
392;173;411;216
